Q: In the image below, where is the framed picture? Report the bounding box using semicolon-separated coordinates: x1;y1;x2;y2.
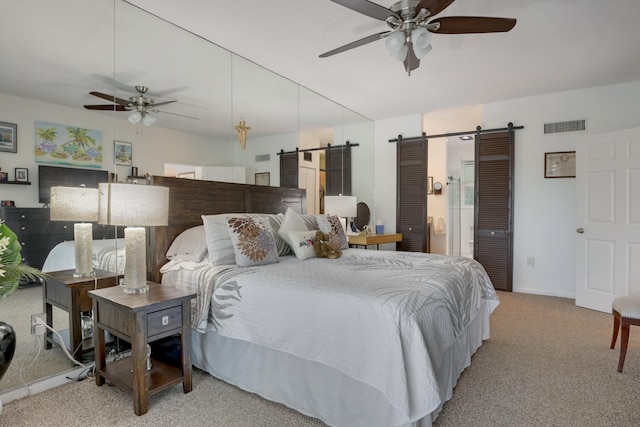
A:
0;121;17;153
427;176;433;194
545;151;576;178
255;172;270;186
114;140;133;166
14;168;28;182
0;171;7;182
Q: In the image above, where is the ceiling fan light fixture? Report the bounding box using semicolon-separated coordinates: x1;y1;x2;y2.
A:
411;28;432;59
128;110;142;124
142;113;156;126
385;31;406;53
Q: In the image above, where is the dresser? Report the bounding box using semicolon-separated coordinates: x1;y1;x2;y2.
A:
0;207;117;269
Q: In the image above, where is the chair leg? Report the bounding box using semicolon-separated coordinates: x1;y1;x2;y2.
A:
611;313;621;349
617;321;630;373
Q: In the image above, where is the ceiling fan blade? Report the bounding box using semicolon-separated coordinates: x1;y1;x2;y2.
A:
89;91;130;106
415;0;456;18
320;31;389;58
84;104;128;111
429;16;516;34
152;100;178;107
155;110;199;120
328;0;398;21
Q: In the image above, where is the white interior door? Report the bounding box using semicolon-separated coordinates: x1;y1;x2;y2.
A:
576;127;640;312
299;166;317;214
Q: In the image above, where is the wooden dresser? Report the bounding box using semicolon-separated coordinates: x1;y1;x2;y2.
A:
0;207;117;269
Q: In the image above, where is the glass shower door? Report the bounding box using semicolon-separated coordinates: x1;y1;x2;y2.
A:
447;176;461;256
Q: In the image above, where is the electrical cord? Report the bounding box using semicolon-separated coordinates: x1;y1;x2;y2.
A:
34;318;85;368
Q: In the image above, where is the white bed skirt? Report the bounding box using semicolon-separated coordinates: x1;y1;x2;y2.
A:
191;299;494;427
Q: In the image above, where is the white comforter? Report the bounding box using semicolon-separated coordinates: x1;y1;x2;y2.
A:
161;249;498;425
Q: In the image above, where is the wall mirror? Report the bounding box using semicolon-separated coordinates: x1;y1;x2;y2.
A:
0;0;373;394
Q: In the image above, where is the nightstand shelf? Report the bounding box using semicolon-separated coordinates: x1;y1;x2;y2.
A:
102;357;183;396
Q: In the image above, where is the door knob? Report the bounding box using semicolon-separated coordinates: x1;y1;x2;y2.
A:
576;228;584;234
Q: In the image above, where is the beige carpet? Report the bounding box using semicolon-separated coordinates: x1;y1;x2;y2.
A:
3;291;640;426
0;283;76;393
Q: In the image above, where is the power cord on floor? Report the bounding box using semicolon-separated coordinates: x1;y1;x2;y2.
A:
33;318;85;369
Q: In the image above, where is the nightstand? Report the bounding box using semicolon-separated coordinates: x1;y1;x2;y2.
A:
348;233;403;249
89;283;196;416
43;269;121;360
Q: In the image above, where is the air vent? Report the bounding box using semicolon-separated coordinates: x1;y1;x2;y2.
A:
255;154;270;162
543;119;586;134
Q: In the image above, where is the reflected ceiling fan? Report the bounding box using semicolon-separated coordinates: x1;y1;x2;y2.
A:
320;0;516;75
84;85;197;126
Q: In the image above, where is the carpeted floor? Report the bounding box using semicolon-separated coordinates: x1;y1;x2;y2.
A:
2;291;640;426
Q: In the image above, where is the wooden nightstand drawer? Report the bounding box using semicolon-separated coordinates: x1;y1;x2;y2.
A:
147;306;182;338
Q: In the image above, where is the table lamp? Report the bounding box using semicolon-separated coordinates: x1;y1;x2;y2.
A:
50;186;99;278
98;183;169;294
324;195;357;235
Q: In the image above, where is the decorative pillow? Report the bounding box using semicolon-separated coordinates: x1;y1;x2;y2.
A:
278;207;310;248
227;216;279;267
202;213;288;265
287;230;317;260
165;225;207;262
314;214;348;250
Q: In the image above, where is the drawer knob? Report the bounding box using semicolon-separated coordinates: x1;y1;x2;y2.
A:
21;226;26;230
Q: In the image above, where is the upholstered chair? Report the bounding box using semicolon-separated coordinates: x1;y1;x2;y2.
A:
610;296;640;372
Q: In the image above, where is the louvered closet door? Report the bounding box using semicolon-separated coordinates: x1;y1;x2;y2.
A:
326;146;352;195
397;138;428;252
280;152;298;188
474;131;514;291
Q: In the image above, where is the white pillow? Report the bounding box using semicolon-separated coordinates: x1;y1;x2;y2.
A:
165;225;207;262
287;230;317;260
315;214;348;250
227;216;279;267
278;207;309;248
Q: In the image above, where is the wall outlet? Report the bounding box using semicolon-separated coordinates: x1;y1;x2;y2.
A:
31;313;46;336
526;257;535;268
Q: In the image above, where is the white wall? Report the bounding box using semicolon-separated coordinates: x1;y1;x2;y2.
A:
482;80;640;298
0;93;231;208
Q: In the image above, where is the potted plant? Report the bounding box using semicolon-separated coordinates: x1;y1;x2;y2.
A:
0;220;47;382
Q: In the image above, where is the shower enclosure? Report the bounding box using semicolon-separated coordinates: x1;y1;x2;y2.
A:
447;174;474;258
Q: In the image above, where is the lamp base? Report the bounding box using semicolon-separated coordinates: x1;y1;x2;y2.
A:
73;271;94;278
122;284;149;294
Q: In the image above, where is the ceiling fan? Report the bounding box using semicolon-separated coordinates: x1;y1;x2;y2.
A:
84;85;196;126
320;0;516;75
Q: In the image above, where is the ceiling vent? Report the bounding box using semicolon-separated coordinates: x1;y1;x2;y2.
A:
255;154;270;162
543;119;586;135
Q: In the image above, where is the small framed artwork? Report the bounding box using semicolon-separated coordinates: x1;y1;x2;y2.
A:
114;140;132;166
0;171;8;182
0;121;17;153
14;168;28;182
545;151;576;178
255;172;270;186
427;176;433;194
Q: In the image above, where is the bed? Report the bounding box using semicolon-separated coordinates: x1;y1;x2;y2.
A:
87;177;499;426
42;238;125;274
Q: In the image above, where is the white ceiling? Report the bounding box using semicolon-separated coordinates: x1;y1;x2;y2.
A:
126;0;640;120
2;0;639;137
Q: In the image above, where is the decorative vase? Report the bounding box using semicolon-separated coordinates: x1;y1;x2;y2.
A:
0;321;16;382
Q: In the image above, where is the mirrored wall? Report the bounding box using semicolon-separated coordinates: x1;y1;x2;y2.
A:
0;0;373;394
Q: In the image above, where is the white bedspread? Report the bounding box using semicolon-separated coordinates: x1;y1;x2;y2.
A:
42;239;125;273
161;249;498;425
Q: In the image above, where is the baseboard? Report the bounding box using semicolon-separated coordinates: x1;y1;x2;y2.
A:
0;364;91;408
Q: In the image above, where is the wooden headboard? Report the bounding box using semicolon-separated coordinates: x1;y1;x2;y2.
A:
145;176;307;282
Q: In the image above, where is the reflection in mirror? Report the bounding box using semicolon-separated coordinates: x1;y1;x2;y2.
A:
1;0;374;394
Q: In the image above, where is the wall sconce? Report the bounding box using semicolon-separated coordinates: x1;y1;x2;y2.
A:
50;186;99;277
98;183;169;294
235;119;251;150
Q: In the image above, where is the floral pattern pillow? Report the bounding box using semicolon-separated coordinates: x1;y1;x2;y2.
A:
227;216;279;267
287;230;317;260
314;214;348;250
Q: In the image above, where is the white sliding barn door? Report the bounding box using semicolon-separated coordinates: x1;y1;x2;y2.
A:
575;127;640;312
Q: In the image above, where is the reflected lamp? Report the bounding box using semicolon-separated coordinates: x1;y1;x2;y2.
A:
99;183;169;294
324;195;357;234
50;186;99;278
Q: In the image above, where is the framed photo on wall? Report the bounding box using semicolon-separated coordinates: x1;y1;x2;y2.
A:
544;151;576;178
15;167;28;182
255;172;270;186
114;140;132;166
0;121;17;153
